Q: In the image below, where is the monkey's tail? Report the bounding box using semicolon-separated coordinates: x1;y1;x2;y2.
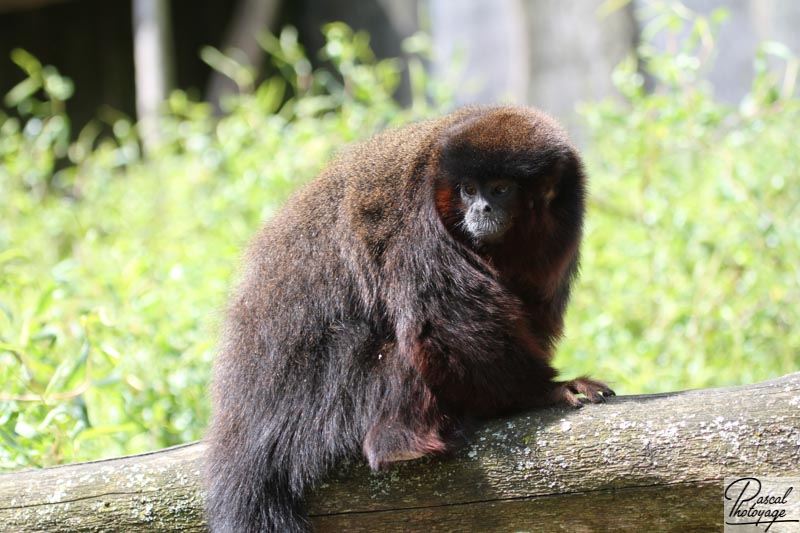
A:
206;450;311;533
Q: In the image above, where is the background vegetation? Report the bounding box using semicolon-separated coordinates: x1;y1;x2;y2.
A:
1;9;798;469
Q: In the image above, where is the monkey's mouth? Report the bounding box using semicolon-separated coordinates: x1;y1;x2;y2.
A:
464;215;513;243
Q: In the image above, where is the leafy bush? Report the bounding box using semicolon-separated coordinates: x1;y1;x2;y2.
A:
0;24;450;469
558;5;800;393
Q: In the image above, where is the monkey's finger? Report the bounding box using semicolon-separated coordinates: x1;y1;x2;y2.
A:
551;384;585;408
594;383;616;397
585;390;607;403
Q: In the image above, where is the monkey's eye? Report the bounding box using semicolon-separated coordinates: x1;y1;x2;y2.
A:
462;184;478;196
489;181;517;197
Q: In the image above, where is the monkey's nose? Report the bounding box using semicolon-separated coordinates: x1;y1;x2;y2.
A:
482;204;492;213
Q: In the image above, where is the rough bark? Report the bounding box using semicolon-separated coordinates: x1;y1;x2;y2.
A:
1;373;798;532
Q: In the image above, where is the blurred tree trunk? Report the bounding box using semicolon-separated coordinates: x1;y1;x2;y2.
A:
522;0;637;132
429;0;637;139
430;0;530;104
205;0;282;114
294;0;419;105
132;0;174;151
640;0;800;103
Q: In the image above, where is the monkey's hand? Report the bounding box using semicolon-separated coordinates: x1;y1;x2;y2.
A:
549;377;615;408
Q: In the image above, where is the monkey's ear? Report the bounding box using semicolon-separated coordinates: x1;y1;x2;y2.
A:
544;187;557;206
541;162;563;207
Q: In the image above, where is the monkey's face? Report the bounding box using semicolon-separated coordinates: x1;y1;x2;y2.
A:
435;107;584;249
457;178;520;243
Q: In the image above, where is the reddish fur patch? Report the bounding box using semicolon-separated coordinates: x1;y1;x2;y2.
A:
434;182;462;231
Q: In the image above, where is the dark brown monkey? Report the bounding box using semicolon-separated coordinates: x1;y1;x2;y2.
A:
205;105;613;532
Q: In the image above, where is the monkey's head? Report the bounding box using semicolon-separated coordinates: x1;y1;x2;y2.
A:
434;107;584;247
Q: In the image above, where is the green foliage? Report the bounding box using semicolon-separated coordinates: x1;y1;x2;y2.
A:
558;5;800;393
0;25;451;469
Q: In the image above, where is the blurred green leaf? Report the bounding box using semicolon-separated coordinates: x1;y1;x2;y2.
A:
5;77;41;108
10;48;42;76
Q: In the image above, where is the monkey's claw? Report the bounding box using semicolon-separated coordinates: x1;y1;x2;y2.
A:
552;377;615;408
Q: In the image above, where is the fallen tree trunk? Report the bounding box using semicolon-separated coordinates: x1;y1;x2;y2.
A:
1;373;799;532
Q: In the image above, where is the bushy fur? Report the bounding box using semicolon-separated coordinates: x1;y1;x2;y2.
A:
205;106;612;532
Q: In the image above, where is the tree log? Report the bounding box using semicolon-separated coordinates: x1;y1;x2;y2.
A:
1;373;799;532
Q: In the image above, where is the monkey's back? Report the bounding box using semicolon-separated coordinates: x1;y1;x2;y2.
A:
209;113;468;486
228;110;471;341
